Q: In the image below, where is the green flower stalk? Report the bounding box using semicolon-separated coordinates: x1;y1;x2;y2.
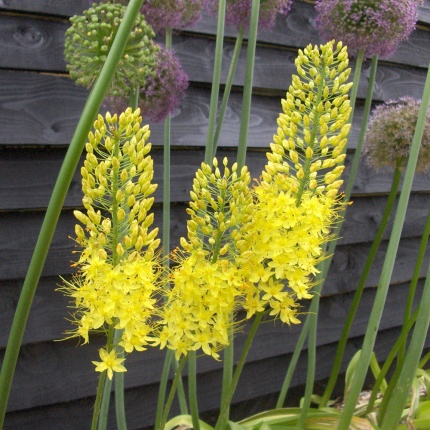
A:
59;108;162;375
156;157;254;360
65;2;159;97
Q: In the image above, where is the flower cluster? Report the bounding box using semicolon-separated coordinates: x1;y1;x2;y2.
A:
205;0;293;30
105;44;189;122
59;108;162;377
239;41;351;323
363;97;430;172
315;0;420;58
65;2;158;97
157;158;255;360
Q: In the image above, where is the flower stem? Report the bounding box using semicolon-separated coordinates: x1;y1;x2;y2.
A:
337;61;430;430
236;0;260;169
0;0;145;426
319;164;401;408
398;205;430;360
215;312;263;430
204;0;226;164
211;27;244;157
158;355;188;430
188;351;200;430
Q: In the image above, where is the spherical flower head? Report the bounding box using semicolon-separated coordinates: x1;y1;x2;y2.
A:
315;0;419;58
363;97;430;172
205;0;293;30
105;44;189;122
141;0;204;33
65;3;158;97
98;0;204;33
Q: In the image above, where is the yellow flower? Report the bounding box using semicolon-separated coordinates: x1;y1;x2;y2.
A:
92;348;127;380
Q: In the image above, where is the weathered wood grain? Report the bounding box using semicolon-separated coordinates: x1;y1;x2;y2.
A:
0;69;427;150
2;144;430;210
0;0;87;16
4;329;420;430
1;280;424;414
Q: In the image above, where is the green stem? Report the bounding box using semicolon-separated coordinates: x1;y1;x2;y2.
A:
188;351;201;430
276;317;310;407
215;312;264;430
319;165;401;407
158;356;188;430
380;261;430;429
365;308;418;415
211;27;244;156
0;1;145;426
338;62;430;430
204;0;226;164
345;53;377;200
236;0;260;169
98;376;113;430
398;206;430;360
91;324;116;430
171;356;189;415
114;330;127;430
155;350;174;430
220;323;234;424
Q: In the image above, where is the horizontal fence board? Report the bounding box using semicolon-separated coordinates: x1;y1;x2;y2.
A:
2;145;430;210
1;280;424;414
0;69;426;151
4;326;416;429
1;3;429;72
0;0;87;16
1;199;430;281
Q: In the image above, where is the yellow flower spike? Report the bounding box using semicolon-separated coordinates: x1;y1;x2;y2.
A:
59;109;162;367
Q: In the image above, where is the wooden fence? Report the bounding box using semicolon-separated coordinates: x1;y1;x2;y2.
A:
1;0;430;428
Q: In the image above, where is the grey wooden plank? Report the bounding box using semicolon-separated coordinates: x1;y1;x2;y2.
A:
2;145;430;210
0;69;427;151
4;327;419;429
2;280;425;418
0;0;87;16
0;14;68;71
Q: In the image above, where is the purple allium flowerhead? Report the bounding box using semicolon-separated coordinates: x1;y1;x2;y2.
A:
315;0;420;58
205;0;293;30
89;0;204;33
363;97;430;172
105;44;189;122
141;0;204;33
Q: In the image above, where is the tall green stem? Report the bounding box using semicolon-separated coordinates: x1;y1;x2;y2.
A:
188;351;201;430
215;312;264;430
204;0;226;164
319;164;401;407
398;206;430;360
211;27;244;156
236;0;260;169
158;356;188;430
338;62;430;430
0;1;144;426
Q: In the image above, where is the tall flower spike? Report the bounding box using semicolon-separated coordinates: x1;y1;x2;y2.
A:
58;108;162;376
205;0;293;30
240;41;352;324
157;158;255;360
315;0;420;58
65;3;159;96
363;97;430;172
